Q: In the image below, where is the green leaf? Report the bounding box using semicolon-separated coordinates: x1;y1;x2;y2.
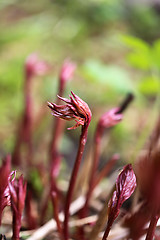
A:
121;35;150;52
121;35;151;70
138;77;160;95
152;39;160;69
126;52;150;70
82;59;134;93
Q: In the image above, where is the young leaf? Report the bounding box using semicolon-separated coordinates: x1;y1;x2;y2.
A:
116;164;137;205
102;164;136;240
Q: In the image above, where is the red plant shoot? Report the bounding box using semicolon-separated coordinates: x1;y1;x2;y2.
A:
0;156;11;225
48;91;92;240
40;61;76;226
102;164;136;240
0;155;16;225
12;54;50;166
9;175;27;240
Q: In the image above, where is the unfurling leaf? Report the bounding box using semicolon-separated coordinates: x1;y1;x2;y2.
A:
116;164;137;206
102;164;136;240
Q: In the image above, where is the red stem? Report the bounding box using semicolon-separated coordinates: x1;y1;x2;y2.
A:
102;224;112;240
12;73;33;166
51;191;63;240
12;213;21;240
145;215;159;240
102;216;115;240
63;125;89;240
80;129;101;218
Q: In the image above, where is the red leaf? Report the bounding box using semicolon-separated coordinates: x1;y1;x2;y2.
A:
102;164;136;240
116;164;137;207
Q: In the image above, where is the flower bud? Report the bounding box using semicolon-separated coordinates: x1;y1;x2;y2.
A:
48;91;92;130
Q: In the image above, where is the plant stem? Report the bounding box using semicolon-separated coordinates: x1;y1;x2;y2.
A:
51;191;63;240
102;222;112;240
80;128;101;218
12;74;33;166
63;125;89;240
12;214;21;240
145;215;159;240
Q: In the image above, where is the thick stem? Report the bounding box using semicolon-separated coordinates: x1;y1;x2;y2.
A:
12;214;21;240
145;215;159;240
63;125;88;240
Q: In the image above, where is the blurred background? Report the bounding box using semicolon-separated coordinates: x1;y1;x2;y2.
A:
0;0;160;167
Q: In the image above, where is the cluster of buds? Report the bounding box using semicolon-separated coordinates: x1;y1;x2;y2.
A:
48;91;92;130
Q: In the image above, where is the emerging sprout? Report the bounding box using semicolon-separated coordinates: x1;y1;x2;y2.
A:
48;91;92;130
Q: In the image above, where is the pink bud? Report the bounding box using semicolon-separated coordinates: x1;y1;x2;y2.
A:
59;60;76;84
99;108;123;129
25;53;50;79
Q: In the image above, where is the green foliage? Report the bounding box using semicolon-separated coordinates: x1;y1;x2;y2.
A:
125;6;160;41
82;59;134;93
122;35;150;70
122;35;160;71
152;39;160;69
122;35;160;97
138;77;160;95
53;0;124;27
